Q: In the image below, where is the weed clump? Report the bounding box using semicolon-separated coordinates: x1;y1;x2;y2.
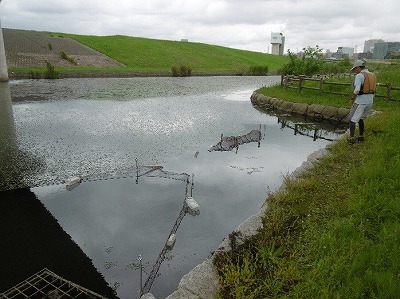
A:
249;65;269;76
60;50;78;65
44;61;59;79
171;65;192;77
28;70;42;79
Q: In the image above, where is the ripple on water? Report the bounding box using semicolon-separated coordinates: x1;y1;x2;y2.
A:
6;76;280;189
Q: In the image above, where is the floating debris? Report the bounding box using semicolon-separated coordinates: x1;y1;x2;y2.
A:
209;129;262;153
65;176;82;191
166;234;177;250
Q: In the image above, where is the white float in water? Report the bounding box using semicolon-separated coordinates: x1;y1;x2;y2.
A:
185;197;200;216
166;233;176;250
65;176;82;191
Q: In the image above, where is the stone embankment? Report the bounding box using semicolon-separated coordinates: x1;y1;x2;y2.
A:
250;92;350;123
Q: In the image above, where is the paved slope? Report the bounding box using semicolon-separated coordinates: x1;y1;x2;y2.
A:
3;28;124;68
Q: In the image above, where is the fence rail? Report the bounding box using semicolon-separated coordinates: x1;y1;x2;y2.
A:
281;75;400;101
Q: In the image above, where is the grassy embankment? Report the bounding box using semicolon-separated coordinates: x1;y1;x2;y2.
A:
11;32;289;75
214;63;400;298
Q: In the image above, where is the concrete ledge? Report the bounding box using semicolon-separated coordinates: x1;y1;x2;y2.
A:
165;259;220;299
165;201;269;299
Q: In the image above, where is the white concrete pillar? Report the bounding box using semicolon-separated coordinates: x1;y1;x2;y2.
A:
0;19;9;81
0;82;18;190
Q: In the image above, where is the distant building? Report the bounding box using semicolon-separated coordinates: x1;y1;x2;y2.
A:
373;42;400;59
270;32;285;55
324;50;333;59
331;46;354;59
387;51;400;59
340;47;354;58
356;52;373;60
363;39;384;53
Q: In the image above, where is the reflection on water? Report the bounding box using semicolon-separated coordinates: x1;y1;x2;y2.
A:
0;77;345;298
0;82;46;190
0;82;19;189
256;105;348;142
140;177;197;296
209;129;262;153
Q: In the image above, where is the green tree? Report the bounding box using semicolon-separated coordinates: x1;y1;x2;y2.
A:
282;45;324;76
338;56;352;68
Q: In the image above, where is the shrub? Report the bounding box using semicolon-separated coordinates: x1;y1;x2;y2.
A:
44;61;59;79
171;65;180;76
249;65;269;76
282;46;324;76
180;65;188;76
60;50;78;65
29;70;42;79
322;62;342;74
235;64;248;76
171;65;192;77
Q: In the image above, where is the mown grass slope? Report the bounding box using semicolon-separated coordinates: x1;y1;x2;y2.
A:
52;33;288;73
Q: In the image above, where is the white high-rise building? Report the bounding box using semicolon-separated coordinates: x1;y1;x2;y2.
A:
271;32;285;55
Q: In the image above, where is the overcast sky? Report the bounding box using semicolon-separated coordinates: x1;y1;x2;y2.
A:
1;0;399;54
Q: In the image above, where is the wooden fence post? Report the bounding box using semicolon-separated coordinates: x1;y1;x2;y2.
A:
350;78;354;94
386;83;392;101
298;75;304;92
319;77;324;95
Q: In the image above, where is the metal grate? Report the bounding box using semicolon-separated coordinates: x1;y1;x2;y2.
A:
0;268;107;299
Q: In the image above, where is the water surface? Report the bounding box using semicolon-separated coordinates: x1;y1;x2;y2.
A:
0;77;344;298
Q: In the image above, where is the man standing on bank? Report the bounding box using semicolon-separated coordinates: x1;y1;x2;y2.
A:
347;60;377;144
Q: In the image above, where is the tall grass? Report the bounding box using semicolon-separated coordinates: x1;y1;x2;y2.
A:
43;61;59;79
214;64;400;298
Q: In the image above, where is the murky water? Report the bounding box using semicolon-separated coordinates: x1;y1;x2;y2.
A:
0;77;345;298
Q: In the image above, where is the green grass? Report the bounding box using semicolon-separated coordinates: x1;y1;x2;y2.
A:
257;62;400;107
213;64;400;299
48;33;288;73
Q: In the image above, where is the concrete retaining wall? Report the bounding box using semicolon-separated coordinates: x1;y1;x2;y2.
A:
250;92;350;123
